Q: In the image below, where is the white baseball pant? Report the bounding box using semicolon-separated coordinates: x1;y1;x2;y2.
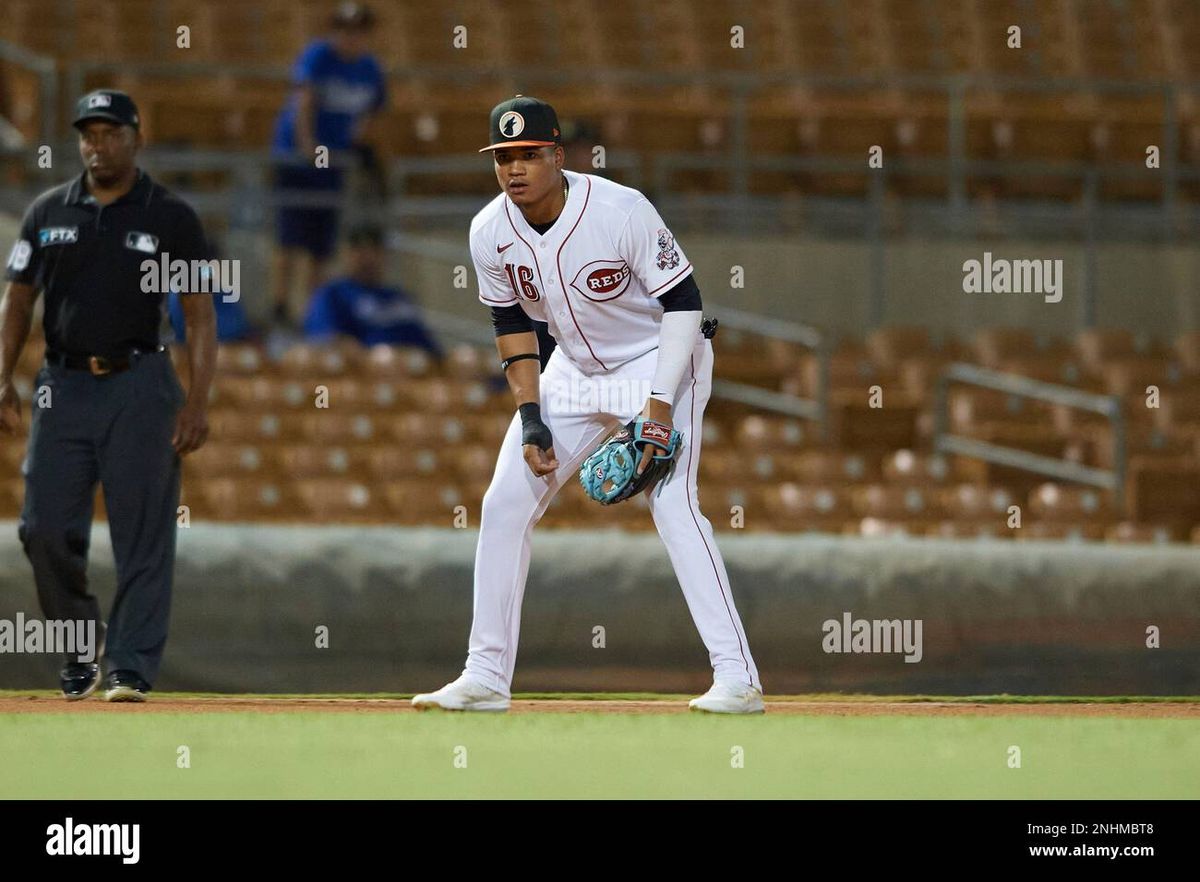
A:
461;336;761;696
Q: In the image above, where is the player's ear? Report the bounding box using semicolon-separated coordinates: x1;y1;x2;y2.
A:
554;145;564;171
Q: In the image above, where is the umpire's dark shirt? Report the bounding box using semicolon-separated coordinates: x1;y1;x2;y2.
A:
4;169;210;359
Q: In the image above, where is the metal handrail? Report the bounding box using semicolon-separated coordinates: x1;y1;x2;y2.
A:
705;305;828;434
933;362;1126;509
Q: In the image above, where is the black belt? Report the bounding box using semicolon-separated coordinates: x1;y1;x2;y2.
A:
44;345;166;376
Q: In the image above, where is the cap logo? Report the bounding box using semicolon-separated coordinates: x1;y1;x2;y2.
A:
499;111;525;138
87;94;112;109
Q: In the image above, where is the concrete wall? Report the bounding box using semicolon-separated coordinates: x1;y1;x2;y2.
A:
1;523;1197;695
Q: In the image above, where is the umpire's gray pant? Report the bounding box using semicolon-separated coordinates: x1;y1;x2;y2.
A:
19;351;184;685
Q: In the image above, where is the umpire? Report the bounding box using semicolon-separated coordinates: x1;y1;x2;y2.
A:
0;90;216;702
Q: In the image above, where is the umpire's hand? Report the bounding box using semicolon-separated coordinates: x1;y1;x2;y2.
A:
172;399;209;455
0;380;21;436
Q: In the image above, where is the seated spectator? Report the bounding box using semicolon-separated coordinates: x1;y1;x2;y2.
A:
303;223;441;355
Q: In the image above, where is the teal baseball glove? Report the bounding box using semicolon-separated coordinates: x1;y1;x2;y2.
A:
579;417;684;505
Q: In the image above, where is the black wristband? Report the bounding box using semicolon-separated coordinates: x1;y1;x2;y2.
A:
502;353;540;371
519;402;553;451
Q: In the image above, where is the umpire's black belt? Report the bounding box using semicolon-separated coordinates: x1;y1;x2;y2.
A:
44;345;167;376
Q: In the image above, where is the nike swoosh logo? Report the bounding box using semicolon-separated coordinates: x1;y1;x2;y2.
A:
497;242;513;254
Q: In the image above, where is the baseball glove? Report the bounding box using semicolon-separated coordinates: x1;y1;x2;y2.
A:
579;417;684;505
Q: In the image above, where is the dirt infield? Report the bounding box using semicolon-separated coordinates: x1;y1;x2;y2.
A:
1;694;1198;717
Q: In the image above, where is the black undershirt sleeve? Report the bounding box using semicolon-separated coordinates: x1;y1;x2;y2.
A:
658;274;702;312
490;303;535;337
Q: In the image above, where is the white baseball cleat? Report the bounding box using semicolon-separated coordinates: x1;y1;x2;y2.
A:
411;675;511;712
689;680;765;714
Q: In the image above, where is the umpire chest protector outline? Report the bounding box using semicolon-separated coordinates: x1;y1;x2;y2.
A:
470;170;694;376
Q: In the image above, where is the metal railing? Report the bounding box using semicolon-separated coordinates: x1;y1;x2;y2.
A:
706;305;828;435
933;362;1126;509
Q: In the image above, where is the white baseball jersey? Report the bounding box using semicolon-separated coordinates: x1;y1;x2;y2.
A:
469;170;693;374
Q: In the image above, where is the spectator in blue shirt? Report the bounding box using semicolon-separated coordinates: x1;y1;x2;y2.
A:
304;223;441;356
270;2;387;327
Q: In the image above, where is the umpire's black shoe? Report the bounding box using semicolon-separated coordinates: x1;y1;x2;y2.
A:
60;663;101;701
102;670;150;703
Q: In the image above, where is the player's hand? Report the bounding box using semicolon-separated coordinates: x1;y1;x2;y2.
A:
523;442;559;477
518;402;558;477
636;398;673;475
0;380;22;436
172;400;209;456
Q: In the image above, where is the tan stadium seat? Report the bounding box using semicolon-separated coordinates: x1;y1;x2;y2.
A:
1075;328;1138;369
189;478;295;522
367;446;442;481
215;343;268;376
279;342;360;378
408;378;498;413
735;415;812;451
299;412;380;444
364;345;436;379
1027;482;1114;521
276;445;369;480
451;445;499;482
865;327;932;368
214;376;318;411
181;442;275;480
851;484;941;521
788;450;877;483
881;449;956;484
207;410;303;443
972;328;1038;368
1099;356;1181;396
937;484;1017;520
294;479;386;523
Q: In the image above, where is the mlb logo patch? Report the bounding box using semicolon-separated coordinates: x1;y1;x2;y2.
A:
125;232;159;254
39;227;78;246
87;94;112;109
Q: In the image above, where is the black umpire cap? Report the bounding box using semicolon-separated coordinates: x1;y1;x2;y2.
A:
479;95;561;153
72;90;140;131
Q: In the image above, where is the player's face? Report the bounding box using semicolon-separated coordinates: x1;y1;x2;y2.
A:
78;121;140;187
492;146;563;205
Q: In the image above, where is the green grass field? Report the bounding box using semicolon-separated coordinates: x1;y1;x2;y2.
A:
2;692;1198;799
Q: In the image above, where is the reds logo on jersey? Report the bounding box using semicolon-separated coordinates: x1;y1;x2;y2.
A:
570;260;632;302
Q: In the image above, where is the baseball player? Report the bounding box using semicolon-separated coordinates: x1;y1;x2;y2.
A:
412;96;762;713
